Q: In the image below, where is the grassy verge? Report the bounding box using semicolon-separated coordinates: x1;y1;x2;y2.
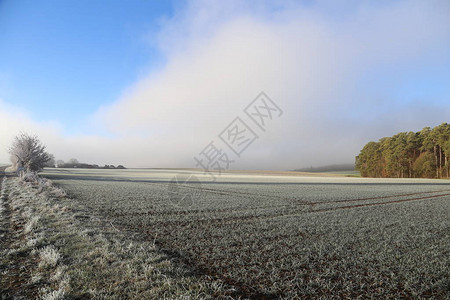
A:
0;175;236;299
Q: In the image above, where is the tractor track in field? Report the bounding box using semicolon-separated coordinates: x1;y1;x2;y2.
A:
162;179;450;209
318;189;450;204
48;172;450;205
115;190;450;300
109;189;450;223
45;170;450;299
128;191;449;300
314;192;450;213
107;191;450;235
162;178;450;199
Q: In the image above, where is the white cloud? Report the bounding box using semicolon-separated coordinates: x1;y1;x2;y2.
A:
1;0;449;169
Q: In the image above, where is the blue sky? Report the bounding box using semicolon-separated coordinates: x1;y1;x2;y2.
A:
0;0;449;168
0;0;173;134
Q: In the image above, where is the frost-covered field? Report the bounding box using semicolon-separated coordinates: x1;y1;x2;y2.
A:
44;168;450;299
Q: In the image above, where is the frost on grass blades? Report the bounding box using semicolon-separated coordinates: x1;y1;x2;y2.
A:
48;170;450;299
167;92;283;209
167;173;203;209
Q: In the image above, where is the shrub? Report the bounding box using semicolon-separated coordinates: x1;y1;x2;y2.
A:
9;133;52;172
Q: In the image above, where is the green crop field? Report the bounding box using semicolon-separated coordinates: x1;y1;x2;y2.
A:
43;168;450;299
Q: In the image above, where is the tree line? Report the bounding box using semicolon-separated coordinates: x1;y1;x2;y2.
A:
9;133;125;173
55;158;125;169
356;123;450;178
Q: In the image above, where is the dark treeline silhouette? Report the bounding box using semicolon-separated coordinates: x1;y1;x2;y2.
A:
57;163;126;169
294;164;355;172
55;159;125;170
356;123;450;178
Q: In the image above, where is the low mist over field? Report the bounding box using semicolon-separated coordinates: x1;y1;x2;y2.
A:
1;2;449;298
1;0;449;169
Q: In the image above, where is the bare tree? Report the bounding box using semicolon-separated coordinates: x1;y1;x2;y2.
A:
9;133;51;172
